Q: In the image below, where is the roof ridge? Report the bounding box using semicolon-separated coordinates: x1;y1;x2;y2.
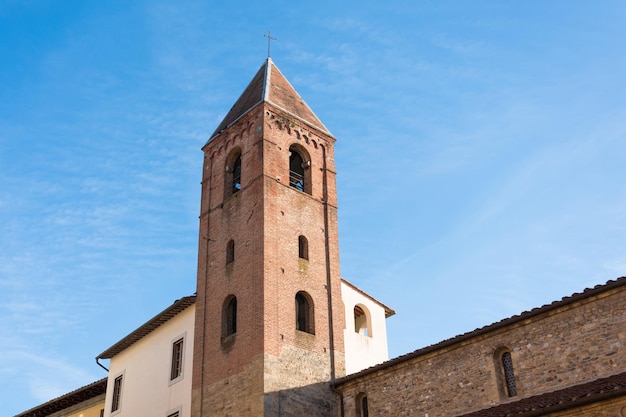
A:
264;60;331;135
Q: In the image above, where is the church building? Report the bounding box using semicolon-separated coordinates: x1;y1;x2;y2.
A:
16;59;626;417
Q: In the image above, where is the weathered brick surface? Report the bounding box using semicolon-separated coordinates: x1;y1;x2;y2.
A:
191;102;346;416
337;286;626;417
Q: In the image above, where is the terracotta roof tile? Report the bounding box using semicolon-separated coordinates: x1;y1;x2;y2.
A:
14;378;106;417
456;371;626;416
97;295;195;359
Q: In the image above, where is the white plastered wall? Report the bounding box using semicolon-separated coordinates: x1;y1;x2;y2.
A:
104;305;195;417
341;281;390;375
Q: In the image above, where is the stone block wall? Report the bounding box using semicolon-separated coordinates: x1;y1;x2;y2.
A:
337;283;626;417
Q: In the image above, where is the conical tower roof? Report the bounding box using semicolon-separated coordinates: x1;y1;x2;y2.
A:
208;58;331;142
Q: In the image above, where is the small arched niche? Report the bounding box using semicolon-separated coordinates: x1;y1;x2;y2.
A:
295;291;315;334
222;295;237;338
354;304;372;337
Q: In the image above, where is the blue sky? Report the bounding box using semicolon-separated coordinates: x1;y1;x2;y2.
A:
2;1;626;414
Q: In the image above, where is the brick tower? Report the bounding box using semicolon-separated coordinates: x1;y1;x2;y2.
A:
191;58;346;417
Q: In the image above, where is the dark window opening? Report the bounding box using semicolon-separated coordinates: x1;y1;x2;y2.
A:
226;240;235;264
295;292;314;334
225;151;242;199
298;235;308;260
502;351;518;397
361;396;369;417
232;154;241;194
170;338;184;380
289;149;305;192
224;296;237;337
111;375;123;412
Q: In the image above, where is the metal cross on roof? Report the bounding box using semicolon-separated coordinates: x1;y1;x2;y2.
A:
264;30;276;58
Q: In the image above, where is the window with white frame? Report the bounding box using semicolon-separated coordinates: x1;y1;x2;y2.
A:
166;405;182;417
111;373;124;414
170;336;185;382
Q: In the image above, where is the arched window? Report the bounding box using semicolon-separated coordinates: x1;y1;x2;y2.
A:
232;155;241;193
501;351;518;397
295;291;314;334
223;296;237;337
225;150;242;199
354;305;372;337
289;145;311;194
298;235;308;260
226;240;235;265
356;393;369;417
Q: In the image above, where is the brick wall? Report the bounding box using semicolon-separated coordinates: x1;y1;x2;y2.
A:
192;104;346;416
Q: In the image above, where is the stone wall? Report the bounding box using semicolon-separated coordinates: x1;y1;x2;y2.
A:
191;354;265;417
337;282;626;417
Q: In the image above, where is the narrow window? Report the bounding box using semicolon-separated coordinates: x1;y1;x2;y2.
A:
226;239;235;264
289;145;311;194
298;235;308;260
168;412;180;417
225;150;242;199
232;154;241;194
361;396;369;417
289;150;304;191
502;351;518;397
170;337;184;381
111;375;123;412
357;393;369;417
295;292;314;334
223;296;237;337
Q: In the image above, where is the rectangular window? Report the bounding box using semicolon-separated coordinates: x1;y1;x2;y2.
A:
168;413;180;417
170;337;184;381
111;375;123;412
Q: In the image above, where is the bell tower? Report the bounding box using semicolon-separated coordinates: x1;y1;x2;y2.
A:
191;59;346;417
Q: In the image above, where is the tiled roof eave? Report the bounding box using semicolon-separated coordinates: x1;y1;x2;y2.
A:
14;378;107;417
97;295;195;360
204;99;335;148
455;371;626;417
341;278;395;317
335;277;626;386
